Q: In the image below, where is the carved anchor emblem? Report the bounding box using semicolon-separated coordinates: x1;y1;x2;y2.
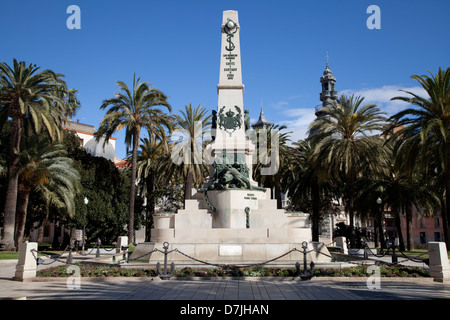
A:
222;18;238;52
226;34;235;51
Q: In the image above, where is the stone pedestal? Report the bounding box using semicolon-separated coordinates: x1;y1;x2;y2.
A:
428;241;450;282
335;237;348;254
13;242;37;282
116;236;129;253
128;190;329;265
208;189;266;228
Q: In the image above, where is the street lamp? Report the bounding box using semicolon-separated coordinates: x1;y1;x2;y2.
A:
376;196;387;249
83;197;89;253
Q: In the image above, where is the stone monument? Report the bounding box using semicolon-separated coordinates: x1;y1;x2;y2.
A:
130;10;331;266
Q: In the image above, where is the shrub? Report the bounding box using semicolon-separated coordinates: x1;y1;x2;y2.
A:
36;264;430;278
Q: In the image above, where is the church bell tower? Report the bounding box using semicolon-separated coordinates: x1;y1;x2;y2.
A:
316;54;337;117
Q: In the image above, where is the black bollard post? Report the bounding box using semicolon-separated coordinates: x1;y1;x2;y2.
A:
392;245;398;264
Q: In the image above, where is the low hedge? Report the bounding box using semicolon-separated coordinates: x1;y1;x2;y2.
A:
36;264;430;278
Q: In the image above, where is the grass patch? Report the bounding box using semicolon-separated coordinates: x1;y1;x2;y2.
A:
0;251;20;260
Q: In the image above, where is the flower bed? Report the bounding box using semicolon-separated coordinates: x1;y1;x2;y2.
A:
36;264;430;278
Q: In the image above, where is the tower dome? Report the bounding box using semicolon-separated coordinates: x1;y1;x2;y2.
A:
84;136;116;162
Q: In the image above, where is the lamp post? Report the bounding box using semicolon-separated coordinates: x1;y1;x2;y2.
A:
83;197;89;254
376;197;386;249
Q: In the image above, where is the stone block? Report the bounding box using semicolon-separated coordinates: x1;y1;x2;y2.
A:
153;214;174;229
14;242;37;281
335;236;348;254
116;236;128;253
150;229;174;242
428;241;450;282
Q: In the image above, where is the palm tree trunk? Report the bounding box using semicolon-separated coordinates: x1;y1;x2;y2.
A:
405;204;414;251
346;174;356;247
2;116;23;251
184;168;193;201
145;169;155;242
15;185;30;248
128;131;140;245
440;195;449;247
373;215;379;248
394;210;405;251
445;136;450;248
274;171;282;209
377;209;386;249
311;180;321;242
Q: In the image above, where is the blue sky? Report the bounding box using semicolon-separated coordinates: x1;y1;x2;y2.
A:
1;0;449;159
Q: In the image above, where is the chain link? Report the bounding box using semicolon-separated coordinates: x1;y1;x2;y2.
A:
31;246;70;265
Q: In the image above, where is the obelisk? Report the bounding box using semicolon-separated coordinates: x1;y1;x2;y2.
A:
205;10;263;228
210;10;253;172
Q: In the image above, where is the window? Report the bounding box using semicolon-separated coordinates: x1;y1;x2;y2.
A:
44;225;50;237
420;218;426;228
434;232;441;242
435;217;440;228
419;232;426;244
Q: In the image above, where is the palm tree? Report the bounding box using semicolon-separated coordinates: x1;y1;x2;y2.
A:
253;124;291;209
309;94;388;243
96;74;172;244
388;67;450;247
171;104;211;200
15;134;81;246
137;136;175;241
0;59;68;251
355;146;439;250
283;139;340;242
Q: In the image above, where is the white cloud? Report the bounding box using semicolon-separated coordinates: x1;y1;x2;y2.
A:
275;85;429;143
339;85;428;116
278;108;316;143
272;101;289;109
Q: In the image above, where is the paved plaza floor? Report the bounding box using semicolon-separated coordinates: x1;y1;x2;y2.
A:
1;258;450;301
1;257;449;318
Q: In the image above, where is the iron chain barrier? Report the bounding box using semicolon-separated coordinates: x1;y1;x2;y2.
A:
30;238;121;267
346;242;430;266
127;241;331;280
29;239;432;281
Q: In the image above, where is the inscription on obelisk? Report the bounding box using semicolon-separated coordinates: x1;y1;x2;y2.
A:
215;10;245;144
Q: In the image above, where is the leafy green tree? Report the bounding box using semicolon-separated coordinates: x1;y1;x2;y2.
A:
388;67;450;247
15;134;80;246
69;151;133;244
96;74;172;244
0;59;73;250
